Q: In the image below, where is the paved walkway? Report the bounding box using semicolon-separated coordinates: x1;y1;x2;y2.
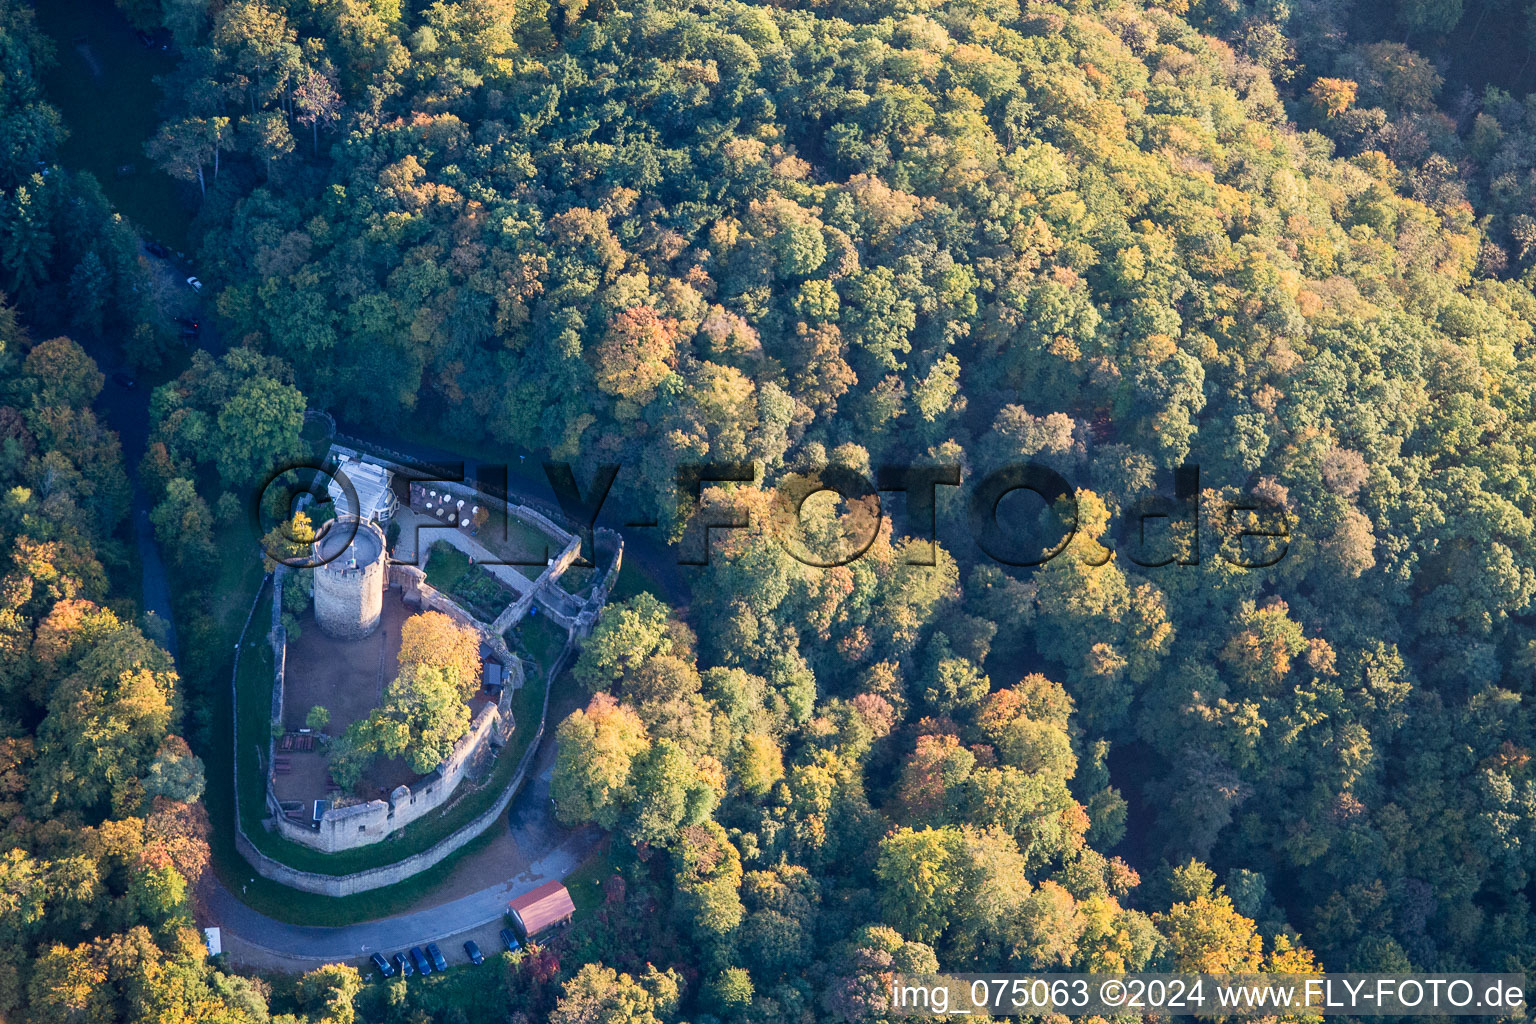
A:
396;507;538;598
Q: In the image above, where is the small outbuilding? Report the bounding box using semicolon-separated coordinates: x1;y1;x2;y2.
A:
507;880;576;940
328;455;398;522
483;657;504;695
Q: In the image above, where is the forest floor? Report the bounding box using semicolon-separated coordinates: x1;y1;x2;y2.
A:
31;0;192;250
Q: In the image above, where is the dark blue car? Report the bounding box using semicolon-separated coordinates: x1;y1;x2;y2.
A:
500;928;521;953
464;940;485;965
370;952;394;978
425;943;448;972
409;946;431;976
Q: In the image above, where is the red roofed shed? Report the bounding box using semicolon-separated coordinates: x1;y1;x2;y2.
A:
508;880;576;939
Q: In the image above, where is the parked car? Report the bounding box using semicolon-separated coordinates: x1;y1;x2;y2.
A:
144;241;170;259
370;952;394;978
464;940;484;965
409;946;431;976
499;928;521;953
186;276;202;293
393;952;413;978
425;943;448;972
111;372;136;389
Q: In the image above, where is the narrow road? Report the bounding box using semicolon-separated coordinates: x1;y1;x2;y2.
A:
131;491;178;657
184;430;705;969
83;324;180;656
46;12;615;970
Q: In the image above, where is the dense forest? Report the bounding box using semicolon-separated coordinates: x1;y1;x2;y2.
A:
3;0;1536;1018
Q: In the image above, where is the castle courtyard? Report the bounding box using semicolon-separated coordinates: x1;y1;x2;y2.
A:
272;593;492;812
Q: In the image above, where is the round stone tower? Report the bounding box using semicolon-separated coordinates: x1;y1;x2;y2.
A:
312;515;386;639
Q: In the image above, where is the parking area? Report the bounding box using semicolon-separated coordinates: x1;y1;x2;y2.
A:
220;918;513;977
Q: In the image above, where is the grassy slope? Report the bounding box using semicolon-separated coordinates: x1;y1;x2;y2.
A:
606;555;666;605
509;611;568;679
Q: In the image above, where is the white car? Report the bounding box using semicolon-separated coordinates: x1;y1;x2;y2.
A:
186;276;202;293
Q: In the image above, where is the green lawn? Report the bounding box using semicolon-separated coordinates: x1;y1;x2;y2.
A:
606;554;666;605
423;542;471;591
232;593;277;850
32;0;194;250
478;507;556;581
423;542;516;620
507;612;568;678
561;844;618;915
504;664;548;752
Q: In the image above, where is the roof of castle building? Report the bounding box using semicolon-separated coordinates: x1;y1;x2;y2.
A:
315;519;383;568
327;456;396;521
507;880;575;937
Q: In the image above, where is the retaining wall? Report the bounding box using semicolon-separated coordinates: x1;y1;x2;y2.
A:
225;436;595;893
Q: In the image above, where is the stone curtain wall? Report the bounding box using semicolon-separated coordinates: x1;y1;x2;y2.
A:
572;527;623;637
264;568;289;824
235;639;569;897
229;439;588;889
259;564;518;855
530;527;623;637
269;702;503;854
